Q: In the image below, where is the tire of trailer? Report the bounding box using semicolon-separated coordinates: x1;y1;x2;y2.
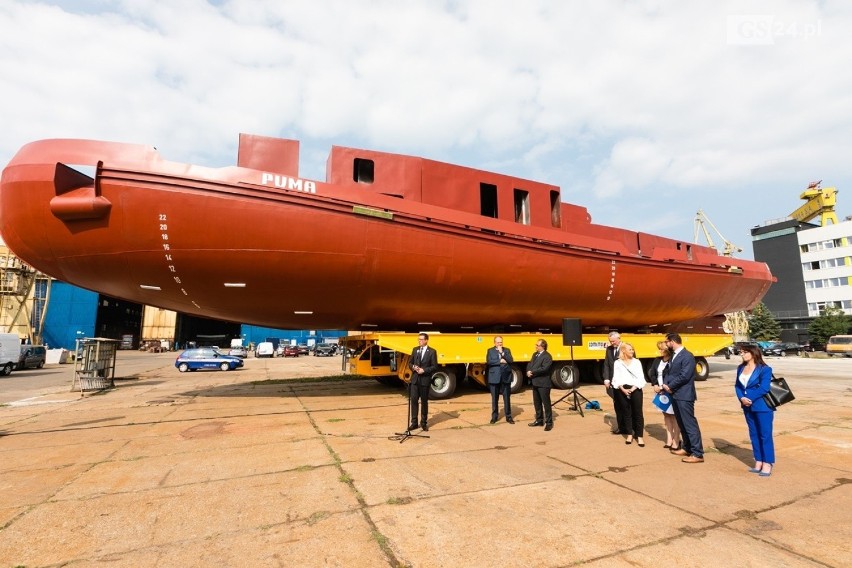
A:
509;364;525;394
430;367;457;399
694;356;710;381
550;362;580;389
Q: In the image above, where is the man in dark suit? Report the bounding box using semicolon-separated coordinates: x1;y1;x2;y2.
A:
486;336;515;423
602;331;625;434
662;332;704;463
408;333;437;431
526;339;554;430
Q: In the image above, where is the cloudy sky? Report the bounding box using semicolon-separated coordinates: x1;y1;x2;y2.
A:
1;0;849;259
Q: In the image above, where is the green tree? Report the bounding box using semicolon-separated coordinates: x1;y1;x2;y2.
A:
808;307;852;347
748;302;781;341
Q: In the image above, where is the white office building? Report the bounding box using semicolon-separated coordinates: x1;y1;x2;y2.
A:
798;219;852;316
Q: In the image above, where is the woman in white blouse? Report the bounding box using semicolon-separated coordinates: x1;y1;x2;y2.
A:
611;342;648;446
649;340;681;451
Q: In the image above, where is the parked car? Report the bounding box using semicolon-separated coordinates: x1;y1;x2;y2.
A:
732;341;758;355
175;348;244;372
296;344;310;355
278;344;300;357
228;346;248;358
826;335;852;357
255;342;275;358
761;342;803;357
16;345;47;369
314;344;336;357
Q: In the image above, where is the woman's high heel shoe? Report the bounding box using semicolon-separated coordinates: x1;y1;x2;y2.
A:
759;464;773;477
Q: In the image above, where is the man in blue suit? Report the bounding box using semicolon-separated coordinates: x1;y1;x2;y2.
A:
486;336;515;424
662;332;704;463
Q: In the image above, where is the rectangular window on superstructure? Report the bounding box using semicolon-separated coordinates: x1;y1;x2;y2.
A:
550;190;561;227
514;189;530;225
480;183;498;218
354;158;374;183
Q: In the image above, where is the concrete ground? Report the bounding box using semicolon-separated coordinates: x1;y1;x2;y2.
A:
0;352;849;567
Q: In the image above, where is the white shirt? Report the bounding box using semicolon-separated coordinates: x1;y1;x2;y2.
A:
655;359;668;386
612;358;648;389
738;369;752;387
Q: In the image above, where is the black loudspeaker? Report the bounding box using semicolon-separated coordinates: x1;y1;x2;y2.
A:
562;318;582;346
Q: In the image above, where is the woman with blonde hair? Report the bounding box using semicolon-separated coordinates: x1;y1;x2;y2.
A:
611;342;648;446
649;340;681;450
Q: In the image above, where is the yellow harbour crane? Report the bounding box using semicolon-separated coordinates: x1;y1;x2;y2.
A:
790;180;838;226
693;210;748;343
693;209;742;257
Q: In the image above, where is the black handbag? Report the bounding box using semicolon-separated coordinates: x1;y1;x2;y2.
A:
763;375;795;408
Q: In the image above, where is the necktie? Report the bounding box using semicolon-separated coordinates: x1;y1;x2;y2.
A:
420;347;425;360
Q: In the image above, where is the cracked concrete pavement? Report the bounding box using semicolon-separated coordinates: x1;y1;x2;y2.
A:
0;351;850;567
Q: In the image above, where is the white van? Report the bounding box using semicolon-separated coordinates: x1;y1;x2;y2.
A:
0;333;21;376
255;342;275;358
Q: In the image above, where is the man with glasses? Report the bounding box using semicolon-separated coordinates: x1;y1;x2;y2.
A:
526;339;554;430
662;333;705;463
408;333;437;431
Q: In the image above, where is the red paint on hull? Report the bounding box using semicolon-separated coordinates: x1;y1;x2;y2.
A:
0;135;774;331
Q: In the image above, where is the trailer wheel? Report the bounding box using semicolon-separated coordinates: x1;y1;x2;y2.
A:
550;362;580;389
429;368;457;399
506;364;523;394
694;356;709;381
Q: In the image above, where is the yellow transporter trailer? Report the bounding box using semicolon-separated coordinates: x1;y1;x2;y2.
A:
343;332;732;399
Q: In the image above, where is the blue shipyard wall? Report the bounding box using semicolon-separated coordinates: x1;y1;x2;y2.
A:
239;326;346;347
42;282;98;350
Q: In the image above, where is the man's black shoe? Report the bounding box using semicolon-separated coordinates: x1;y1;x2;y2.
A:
506;418;515;424
489;419;497;424
421;423;429;432
408;423;419;431
528;421;544;427
544;424;553;431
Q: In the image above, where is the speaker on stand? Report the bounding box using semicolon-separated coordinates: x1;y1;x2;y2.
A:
552;318;592;416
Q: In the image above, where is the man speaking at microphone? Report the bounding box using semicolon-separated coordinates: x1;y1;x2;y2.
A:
409;333;437;431
486;336;515;424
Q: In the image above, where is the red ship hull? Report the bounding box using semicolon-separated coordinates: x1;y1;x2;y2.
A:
0;135;773;331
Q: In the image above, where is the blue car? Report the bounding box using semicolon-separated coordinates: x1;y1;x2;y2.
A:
175;348;244;372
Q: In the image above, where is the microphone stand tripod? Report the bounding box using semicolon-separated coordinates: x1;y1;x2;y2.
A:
390;378;430;444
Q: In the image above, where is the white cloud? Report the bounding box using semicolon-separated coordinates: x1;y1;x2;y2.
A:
1;0;851;254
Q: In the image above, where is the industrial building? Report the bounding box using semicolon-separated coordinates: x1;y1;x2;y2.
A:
750;183;851;343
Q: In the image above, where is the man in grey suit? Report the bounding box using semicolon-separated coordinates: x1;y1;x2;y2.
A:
408;333;437;431
486;336;515;424
662;332;704;463
526;339;554;430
